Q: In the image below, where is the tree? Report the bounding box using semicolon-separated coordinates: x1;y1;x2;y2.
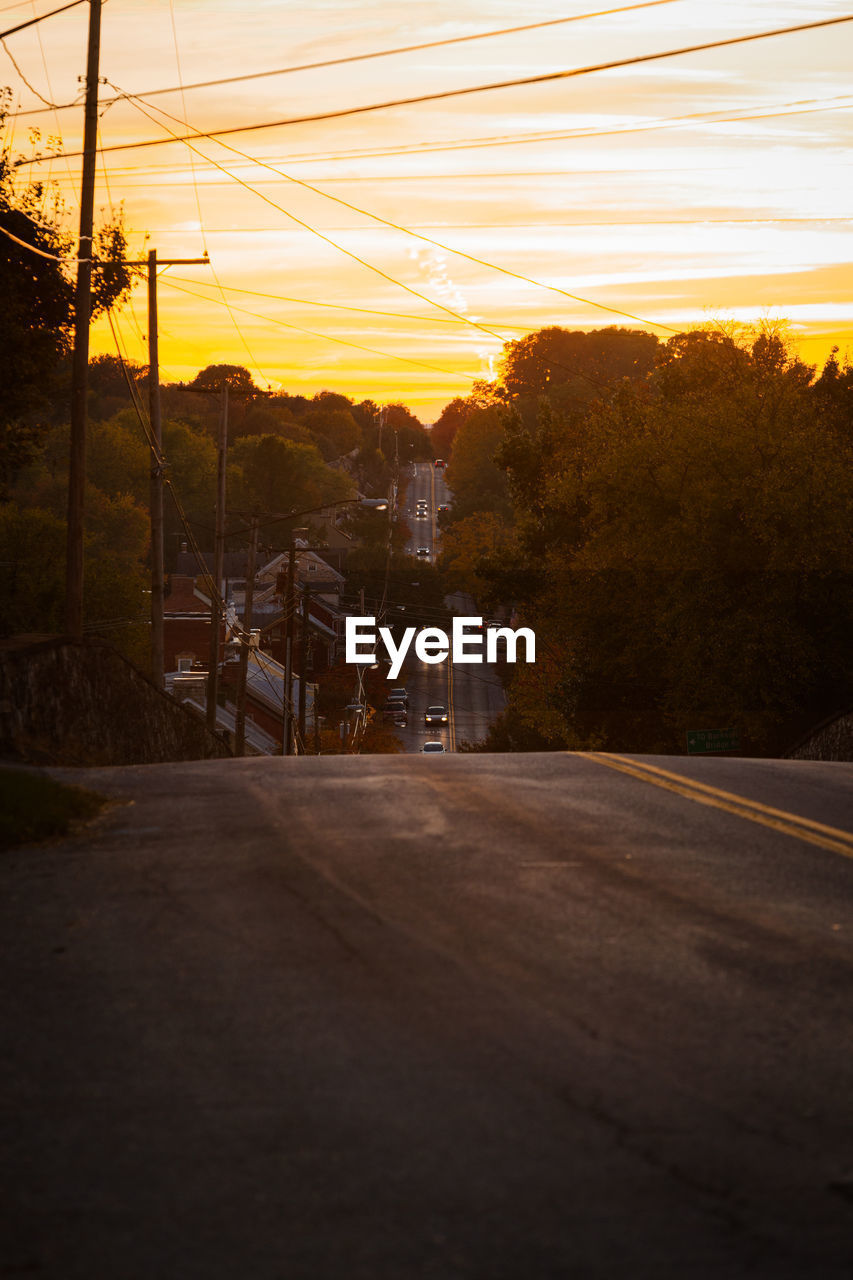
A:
498;325;659;413
189;363;259;396
444;404;511;520
302;404;362;457
0;108;137;496
486;327;853;754
439;512;512;597
429;397;470;459
229;434;354;515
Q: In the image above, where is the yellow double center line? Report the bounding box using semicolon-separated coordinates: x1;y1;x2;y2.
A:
575;753;853;861
447;655;456;752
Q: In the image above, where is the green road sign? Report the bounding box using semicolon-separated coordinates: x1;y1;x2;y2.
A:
686;729;741;754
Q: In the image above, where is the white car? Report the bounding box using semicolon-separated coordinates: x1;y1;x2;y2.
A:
422;741;446;753
416;546;430;557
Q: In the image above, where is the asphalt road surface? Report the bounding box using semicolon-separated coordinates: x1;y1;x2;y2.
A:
2;752;852;1278
396;464;506;751
403;459;447;566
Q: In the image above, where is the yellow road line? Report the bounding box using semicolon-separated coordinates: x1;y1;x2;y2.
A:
430;463;437;550
605;754;853;843
572;753;853;861
447;653;456;751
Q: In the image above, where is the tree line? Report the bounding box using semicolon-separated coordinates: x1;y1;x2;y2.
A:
437;324;853;755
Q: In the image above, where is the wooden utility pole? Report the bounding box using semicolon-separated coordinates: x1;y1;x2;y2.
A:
281;540;297;755
147;249;165;686
234;514;259;756
65;0;102;638
206;382;228;731
297;582;310;753
146;250;208;687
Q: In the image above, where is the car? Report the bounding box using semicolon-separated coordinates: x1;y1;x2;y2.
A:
416;510;427;519
389;687;408;707
422;741;446;753
434;459;445;469
424;704;448;726
416;546;430;557
438;504;450;513
382;698;407;722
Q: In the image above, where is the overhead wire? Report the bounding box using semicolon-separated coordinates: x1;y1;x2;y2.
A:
114;91;650;398
163;276;535;331
114;96;670;404
133;90;679;334
159;277;483;382
1;35;58;107
20;13;853;165
116;89;540;363
164;0;270;392
0;0;84;40
28;0;79;202
8;0;683;118
29;91;853;175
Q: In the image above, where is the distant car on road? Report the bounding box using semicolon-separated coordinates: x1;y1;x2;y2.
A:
424;704;448;726
434;459;445;469
416;546;430;557
438;504;450;513
382;699;407;723
416;511;427;519
422;741;446;753
389;687;409;707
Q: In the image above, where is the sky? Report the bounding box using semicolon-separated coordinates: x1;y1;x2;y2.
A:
3;0;852;421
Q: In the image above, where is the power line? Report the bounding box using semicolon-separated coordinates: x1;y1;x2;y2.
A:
0;0;83;39
164;0;270;392
20;14;853;166
8;0;681;118
159;277;482;382
114;93;650;399
119;92;540;354
28;92;853;175
134;91;679;335
163;275;535;330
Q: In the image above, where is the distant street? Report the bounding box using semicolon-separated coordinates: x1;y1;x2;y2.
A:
396;461;506;750
2;752;852;1278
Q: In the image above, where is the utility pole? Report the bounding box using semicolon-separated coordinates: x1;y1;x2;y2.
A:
146;249;208;687
297;581;310;753
206;382;228;730
234;514;259;756
65;0;102;639
281;539;297;755
147;249;164;686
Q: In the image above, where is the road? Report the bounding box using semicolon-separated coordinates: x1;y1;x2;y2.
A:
2;752;852;1278
395;463;506;751
402;458;448;566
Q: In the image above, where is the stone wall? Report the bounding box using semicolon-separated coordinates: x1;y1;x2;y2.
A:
787;709;853;762
0;637;232;766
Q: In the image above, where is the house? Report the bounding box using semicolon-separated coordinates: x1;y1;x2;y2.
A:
230;543;348;674
162;574;220;675
219;647;316;751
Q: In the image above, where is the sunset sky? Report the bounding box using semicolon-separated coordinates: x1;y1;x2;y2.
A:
4;0;851;420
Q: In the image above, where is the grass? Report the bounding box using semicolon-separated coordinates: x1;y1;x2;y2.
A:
0;768;106;851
